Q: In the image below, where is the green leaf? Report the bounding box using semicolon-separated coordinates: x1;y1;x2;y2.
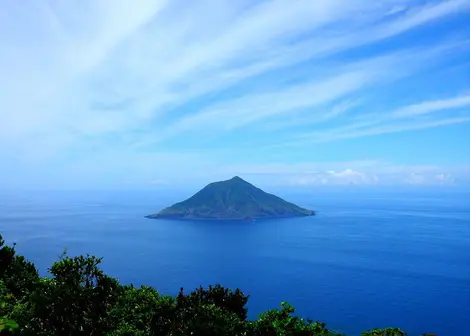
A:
0;318;19;332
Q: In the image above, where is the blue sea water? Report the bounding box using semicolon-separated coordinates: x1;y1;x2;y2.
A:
0;188;469;336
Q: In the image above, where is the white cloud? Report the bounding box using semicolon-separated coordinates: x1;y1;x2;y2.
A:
372;0;470;39
391;95;470;118
132;41;469;146
222;161;470;187
2;1;468;142
258;99;361;132
0;0;469;188
288;95;470;144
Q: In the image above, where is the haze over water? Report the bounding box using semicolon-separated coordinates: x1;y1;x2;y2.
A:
1;188;469;336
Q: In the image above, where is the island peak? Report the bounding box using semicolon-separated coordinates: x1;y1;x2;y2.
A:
147;177;315;220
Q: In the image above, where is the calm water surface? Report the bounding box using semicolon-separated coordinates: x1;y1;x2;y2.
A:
1;188;469;336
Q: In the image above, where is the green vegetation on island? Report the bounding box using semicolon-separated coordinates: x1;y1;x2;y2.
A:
0;233;435;336
147;176;314;220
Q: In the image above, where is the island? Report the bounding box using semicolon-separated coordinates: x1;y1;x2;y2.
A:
146;176;315;220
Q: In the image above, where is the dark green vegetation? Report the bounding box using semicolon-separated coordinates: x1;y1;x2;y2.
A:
0;233;435;336
147;176;314;220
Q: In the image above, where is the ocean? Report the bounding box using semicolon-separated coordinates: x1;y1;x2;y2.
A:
0;188;469;336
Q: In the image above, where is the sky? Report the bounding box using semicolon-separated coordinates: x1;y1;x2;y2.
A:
1;0;469;190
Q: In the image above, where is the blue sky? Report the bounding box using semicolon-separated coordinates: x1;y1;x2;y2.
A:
1;0;469;190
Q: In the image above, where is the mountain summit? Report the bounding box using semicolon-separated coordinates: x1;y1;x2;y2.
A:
146;176;314;220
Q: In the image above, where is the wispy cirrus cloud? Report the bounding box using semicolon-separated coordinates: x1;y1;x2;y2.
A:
286;94;470;144
0;0;469;188
142;42;468;146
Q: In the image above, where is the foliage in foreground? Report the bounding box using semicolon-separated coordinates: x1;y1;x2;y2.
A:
0;233;421;335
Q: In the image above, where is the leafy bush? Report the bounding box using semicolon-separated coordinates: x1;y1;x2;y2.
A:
0;318;19;335
361;328;406;336
0;233;431;335
177;284;249;320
